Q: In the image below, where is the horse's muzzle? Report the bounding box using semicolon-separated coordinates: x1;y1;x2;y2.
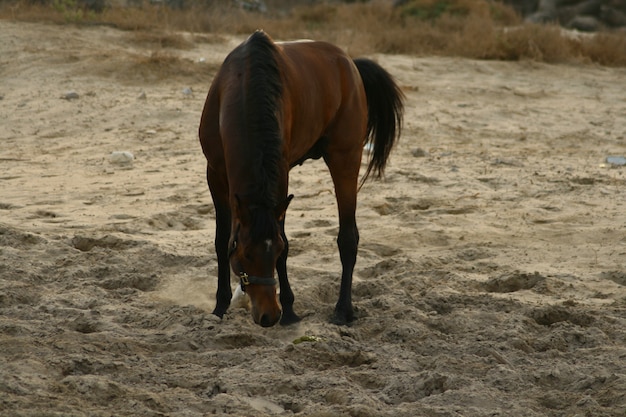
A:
259;312;281;327
252;305;281;327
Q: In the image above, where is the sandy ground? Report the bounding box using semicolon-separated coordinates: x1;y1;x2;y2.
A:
1;20;626;417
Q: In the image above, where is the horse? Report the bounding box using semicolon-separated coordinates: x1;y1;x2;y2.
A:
199;30;404;327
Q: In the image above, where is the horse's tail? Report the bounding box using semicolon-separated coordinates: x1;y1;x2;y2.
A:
354;58;404;186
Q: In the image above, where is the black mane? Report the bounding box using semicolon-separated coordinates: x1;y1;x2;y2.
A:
243;31;283;210
242;31;283;241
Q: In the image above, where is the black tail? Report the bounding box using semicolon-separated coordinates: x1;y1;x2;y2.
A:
354;58;404;186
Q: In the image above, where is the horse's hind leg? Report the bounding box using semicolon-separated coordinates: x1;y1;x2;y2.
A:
324;148;361;325
277;219;301;325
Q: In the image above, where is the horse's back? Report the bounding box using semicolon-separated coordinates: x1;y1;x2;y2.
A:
278;39;363;98
276;40;367;164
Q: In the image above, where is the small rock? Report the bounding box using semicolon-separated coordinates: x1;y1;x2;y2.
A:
411;148;427;157
196;204;213;215
525;11;556;24
109;151;134;165
61;91;79;100
567;16;602;32
137;90;147;100
182;87;193;96
606;156;626;166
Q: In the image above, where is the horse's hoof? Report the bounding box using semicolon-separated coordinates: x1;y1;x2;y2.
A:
211;309;226;319
330;310;354;326
280;312;301;326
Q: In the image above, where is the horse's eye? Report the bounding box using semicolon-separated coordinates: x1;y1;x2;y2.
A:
228;240;237;256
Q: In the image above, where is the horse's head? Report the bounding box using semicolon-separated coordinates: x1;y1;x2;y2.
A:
230;194;293;327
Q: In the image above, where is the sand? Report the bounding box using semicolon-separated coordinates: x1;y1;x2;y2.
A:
1;20;625;416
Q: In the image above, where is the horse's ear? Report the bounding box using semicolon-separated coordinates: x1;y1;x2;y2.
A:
276;194;294;221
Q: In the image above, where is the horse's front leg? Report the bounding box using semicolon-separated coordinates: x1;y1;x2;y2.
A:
277;219;301;325
208;167;232;319
212;203;232;318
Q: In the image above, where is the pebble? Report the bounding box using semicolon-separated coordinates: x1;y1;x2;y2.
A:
412;148;427;157
61;91;79;100
109;151;134;165
606;156;626;166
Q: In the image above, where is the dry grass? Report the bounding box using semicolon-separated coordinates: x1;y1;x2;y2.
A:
128;51;208;81
128;31;194;50
1;0;625;66
95;50;220;84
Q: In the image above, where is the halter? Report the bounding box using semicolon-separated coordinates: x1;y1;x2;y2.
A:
229;225;277;292
238;272;277;290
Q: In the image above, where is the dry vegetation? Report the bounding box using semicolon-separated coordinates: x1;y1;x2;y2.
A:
1;0;625;63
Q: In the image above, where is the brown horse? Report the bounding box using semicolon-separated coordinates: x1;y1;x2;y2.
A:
199;31;403;327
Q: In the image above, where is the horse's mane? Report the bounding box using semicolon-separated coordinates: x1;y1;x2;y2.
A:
244;31;282;207
242;31;283;241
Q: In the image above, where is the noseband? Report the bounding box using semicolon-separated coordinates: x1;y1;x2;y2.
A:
238;271;277;290
229;226;277;292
